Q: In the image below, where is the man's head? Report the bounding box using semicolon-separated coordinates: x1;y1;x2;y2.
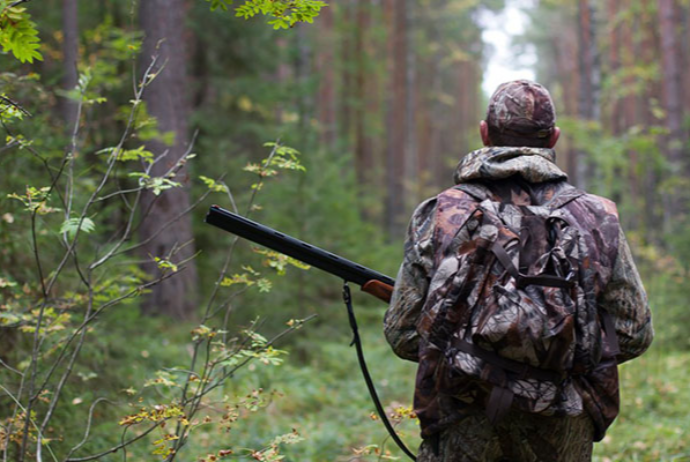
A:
480;80;560;149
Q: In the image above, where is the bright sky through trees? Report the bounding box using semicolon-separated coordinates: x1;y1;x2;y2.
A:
480;0;537;96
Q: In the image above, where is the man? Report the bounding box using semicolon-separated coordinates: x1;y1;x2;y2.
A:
384;80;653;462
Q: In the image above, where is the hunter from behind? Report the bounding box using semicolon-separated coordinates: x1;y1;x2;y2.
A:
384;80;654;462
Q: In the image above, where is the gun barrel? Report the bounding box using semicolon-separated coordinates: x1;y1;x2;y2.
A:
205;206;396;289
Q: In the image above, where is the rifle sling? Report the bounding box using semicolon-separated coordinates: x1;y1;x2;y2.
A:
342;282;417;462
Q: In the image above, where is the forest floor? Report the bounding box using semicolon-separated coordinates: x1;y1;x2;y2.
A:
42;279;688;461
216;304;690;462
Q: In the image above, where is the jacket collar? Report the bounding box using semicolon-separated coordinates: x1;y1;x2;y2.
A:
453;146;568;184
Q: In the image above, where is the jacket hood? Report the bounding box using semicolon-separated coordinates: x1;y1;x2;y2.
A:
453;146;568;184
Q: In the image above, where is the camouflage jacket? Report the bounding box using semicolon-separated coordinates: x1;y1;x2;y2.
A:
384;146;654;441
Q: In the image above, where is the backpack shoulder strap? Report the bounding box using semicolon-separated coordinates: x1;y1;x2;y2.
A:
433;186;485;260
453;183;492;202
545;183;586;210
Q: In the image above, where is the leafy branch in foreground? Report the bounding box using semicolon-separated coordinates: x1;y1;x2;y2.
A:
206;0;327;29
1;62;312;460
0;0;42;63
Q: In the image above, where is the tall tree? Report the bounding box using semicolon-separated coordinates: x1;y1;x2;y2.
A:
354;0;374;186
576;0;601;188
384;0;408;238
316;4;337;148
60;0;79;128
403;0;417;209
139;0;198;319
606;0;621;136
657;0;685;183
339;0;356;145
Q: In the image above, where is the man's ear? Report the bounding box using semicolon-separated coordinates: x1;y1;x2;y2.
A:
548;126;561;148
480;120;492;147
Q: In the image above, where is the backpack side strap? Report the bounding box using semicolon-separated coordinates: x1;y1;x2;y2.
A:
450;338;565;424
600;309;621;359
491;241;574;289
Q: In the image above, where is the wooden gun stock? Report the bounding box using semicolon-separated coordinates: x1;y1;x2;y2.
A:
362;280;394;303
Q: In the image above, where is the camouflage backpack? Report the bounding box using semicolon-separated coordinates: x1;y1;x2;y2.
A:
415;181;621;430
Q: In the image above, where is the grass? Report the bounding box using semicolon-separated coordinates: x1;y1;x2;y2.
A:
3;271;688;461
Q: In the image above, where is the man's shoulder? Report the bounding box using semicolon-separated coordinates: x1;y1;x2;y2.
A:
565;188;620;220
579;191;619;217
411;186;477;219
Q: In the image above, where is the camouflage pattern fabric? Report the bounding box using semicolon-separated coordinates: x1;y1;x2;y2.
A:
416;409;594;462
384;146;653;454
486;80;556;140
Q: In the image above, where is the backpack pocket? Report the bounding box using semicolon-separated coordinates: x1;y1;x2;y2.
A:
472;281;577;372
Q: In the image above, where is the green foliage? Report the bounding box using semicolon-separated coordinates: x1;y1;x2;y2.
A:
243;142;306;191
101;145;155;163
199;175;229;193
129;172;182;195
557;116;666;201
154;257;179;273
252;248;311;276
206;0;327;29
7;185;60;214
0;2;41;63
0;95;29;123
59;216;96;239
220;266;273;292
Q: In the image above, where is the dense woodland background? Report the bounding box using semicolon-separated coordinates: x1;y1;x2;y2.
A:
0;0;689;460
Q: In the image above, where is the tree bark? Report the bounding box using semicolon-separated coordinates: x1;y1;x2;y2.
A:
657;0;686;228
316;4;337;148
576;0;600;189
658;0;685;169
60;0;79;129
404;0;417;207
139;0;198;319
354;0;373;187
384;0;407;238
607;0;621;135
638;0;664;243
340;0;355;145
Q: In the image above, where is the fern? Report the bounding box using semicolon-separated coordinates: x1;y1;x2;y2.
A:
0;3;42;63
60;217;96;239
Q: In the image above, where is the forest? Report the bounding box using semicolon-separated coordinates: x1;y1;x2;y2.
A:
0;0;688;460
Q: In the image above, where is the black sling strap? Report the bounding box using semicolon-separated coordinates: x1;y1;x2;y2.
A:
342;282;417;461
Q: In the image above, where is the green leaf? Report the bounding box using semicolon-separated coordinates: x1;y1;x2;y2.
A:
154;257;178;273
0;6;43;63
60;217;96;239
199;175;228;193
206;0;233;11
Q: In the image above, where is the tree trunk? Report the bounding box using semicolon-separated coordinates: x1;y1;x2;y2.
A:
60;0;79;129
683;3;690;121
316;4;336;148
354;0;373;187
576;0;600;189
638;0;663;243
404;0;417;207
139;0;198;320
657;0;686;230
607;0;620;135
658;0;685;171
384;0;407;239
296;24;312;141
340;0;355;145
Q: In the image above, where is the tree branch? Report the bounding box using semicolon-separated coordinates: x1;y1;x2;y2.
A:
65;421;162;462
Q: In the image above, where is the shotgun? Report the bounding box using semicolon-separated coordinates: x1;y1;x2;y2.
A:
204;205;395;303
204;205;417;461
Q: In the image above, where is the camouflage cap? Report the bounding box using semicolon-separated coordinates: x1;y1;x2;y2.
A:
486;80;556;139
